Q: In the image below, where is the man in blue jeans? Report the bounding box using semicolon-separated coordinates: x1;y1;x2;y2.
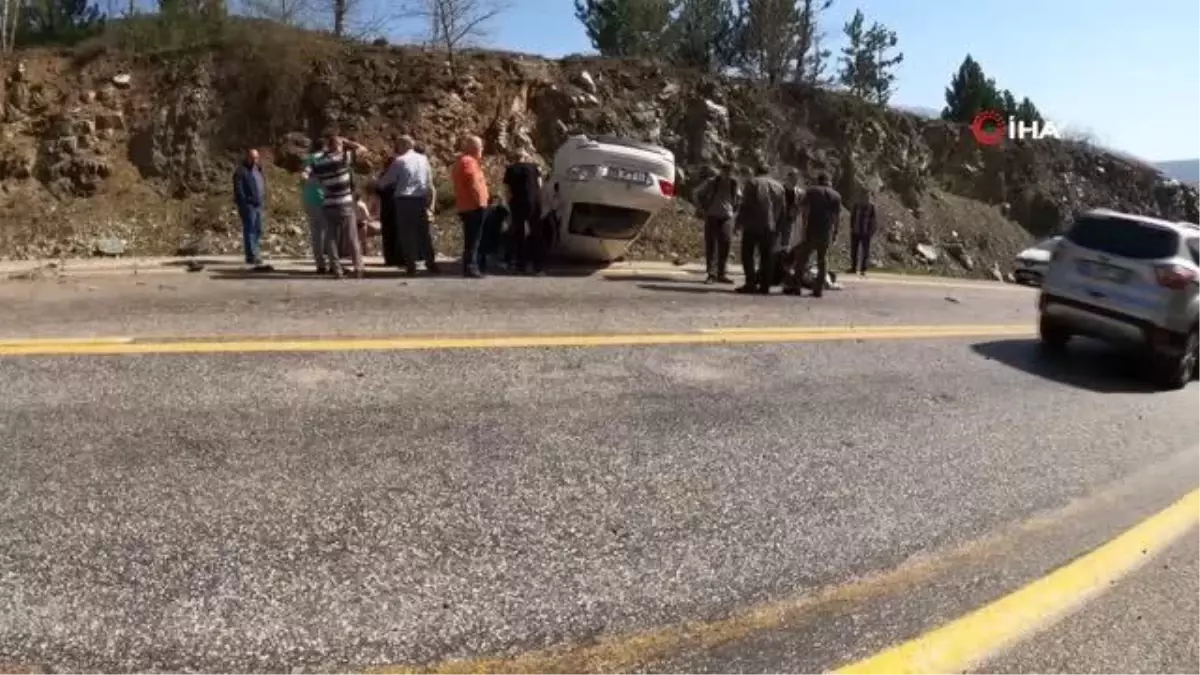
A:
233;148;266;266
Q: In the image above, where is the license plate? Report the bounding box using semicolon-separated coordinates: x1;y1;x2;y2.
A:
1077;260;1130;283
606;167;649;184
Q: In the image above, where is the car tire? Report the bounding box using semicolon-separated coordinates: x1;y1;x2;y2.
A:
1038;316;1070;352
1154;329;1197;391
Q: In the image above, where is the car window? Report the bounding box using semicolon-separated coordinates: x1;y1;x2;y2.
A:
1065;216;1180;260
1187;238;1199;265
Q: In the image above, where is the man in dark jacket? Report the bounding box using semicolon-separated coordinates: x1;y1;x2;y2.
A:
735;164;786;295
375;141;399;267
787;173;842;298
848;191;879;276
502;150;543;274
694;163;741;284
233;148;266;266
480;196;510;273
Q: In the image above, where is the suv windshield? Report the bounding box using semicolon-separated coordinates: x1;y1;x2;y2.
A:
1065;216;1180;260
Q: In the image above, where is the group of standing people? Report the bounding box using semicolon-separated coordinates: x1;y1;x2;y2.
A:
232;131;560;280
236;136;882;294
446;136;557;278
693;163;879;297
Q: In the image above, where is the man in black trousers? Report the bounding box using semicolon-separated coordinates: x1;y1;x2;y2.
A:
848;190;879;276
502;150;543;274
694;163;741;284
787;173;842;298
735;163;786;295
375;163;397;267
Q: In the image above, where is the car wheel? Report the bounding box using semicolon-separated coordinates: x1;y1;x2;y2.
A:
1154;329;1197;391
1038;316;1070;352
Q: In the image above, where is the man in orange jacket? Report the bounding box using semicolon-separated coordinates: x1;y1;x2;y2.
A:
452;135;490;278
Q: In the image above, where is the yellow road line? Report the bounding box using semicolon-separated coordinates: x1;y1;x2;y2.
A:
362;486;1199;675
0;324;1034;357
832;489;1200;674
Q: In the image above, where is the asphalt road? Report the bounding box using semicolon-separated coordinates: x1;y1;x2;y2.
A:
988;531;1199;674
0;269;1196;673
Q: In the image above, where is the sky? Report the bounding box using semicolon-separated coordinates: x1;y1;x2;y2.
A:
380;0;1200;162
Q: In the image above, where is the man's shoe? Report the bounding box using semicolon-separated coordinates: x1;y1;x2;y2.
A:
315;266;328;275
716;275;735;284
426;263;441;275
705;275;716;285
755;287;771;295
735;284;756;294
811;291;823;298
464;269;484;279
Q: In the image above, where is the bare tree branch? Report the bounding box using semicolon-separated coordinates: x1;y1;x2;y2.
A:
236;0;315;27
400;0;511;73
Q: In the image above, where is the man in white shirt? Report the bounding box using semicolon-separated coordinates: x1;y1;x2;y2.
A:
378;135;439;276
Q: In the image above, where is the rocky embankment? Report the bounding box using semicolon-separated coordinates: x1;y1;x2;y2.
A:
0;28;1195;278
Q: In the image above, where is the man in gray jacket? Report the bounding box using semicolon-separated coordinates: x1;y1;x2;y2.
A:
786;172;842;298
735;163;786;295
694;163;741;284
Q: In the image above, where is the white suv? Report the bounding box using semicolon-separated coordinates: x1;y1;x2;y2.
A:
1038;208;1199;390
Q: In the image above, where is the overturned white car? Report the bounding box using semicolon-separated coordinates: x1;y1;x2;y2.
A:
542;135;676;262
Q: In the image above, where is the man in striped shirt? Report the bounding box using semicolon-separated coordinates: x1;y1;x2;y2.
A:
304;131;367;278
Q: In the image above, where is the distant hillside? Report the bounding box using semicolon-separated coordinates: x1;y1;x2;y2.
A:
895;105;941;119
1156;159;1200;185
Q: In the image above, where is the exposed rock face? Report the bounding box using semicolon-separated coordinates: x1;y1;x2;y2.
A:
0;41;1194;269
127;66;217;197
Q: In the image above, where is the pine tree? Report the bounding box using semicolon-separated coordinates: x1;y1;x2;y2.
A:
792;0;834;85
836;9;902;105
1016;97;1043;124
669;0;738;72
798;29;833;86
574;0;676;58
734;0;802;84
1000;89;1018;118
940;54;1003;123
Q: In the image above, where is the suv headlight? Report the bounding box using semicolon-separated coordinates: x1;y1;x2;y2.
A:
567;165;601;182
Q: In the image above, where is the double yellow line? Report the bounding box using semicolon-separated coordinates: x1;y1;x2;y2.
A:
0;323;1034;357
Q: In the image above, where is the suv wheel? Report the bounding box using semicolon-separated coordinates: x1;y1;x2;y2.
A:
1038;316;1070;352
1155;329;1197;391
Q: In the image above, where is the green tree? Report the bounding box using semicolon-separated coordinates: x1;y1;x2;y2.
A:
793;0;834;85
836;8;903;105
734;0;801;84
574;0;676;57
1000;89;1018;118
940;54;1003;123
669;0;738;72
19;0;102;44
1016;96;1044;123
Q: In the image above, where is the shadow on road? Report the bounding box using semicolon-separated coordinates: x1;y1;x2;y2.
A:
601;273;706;283
634;282;739;294
162;258;237;268
971;339;1161;394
